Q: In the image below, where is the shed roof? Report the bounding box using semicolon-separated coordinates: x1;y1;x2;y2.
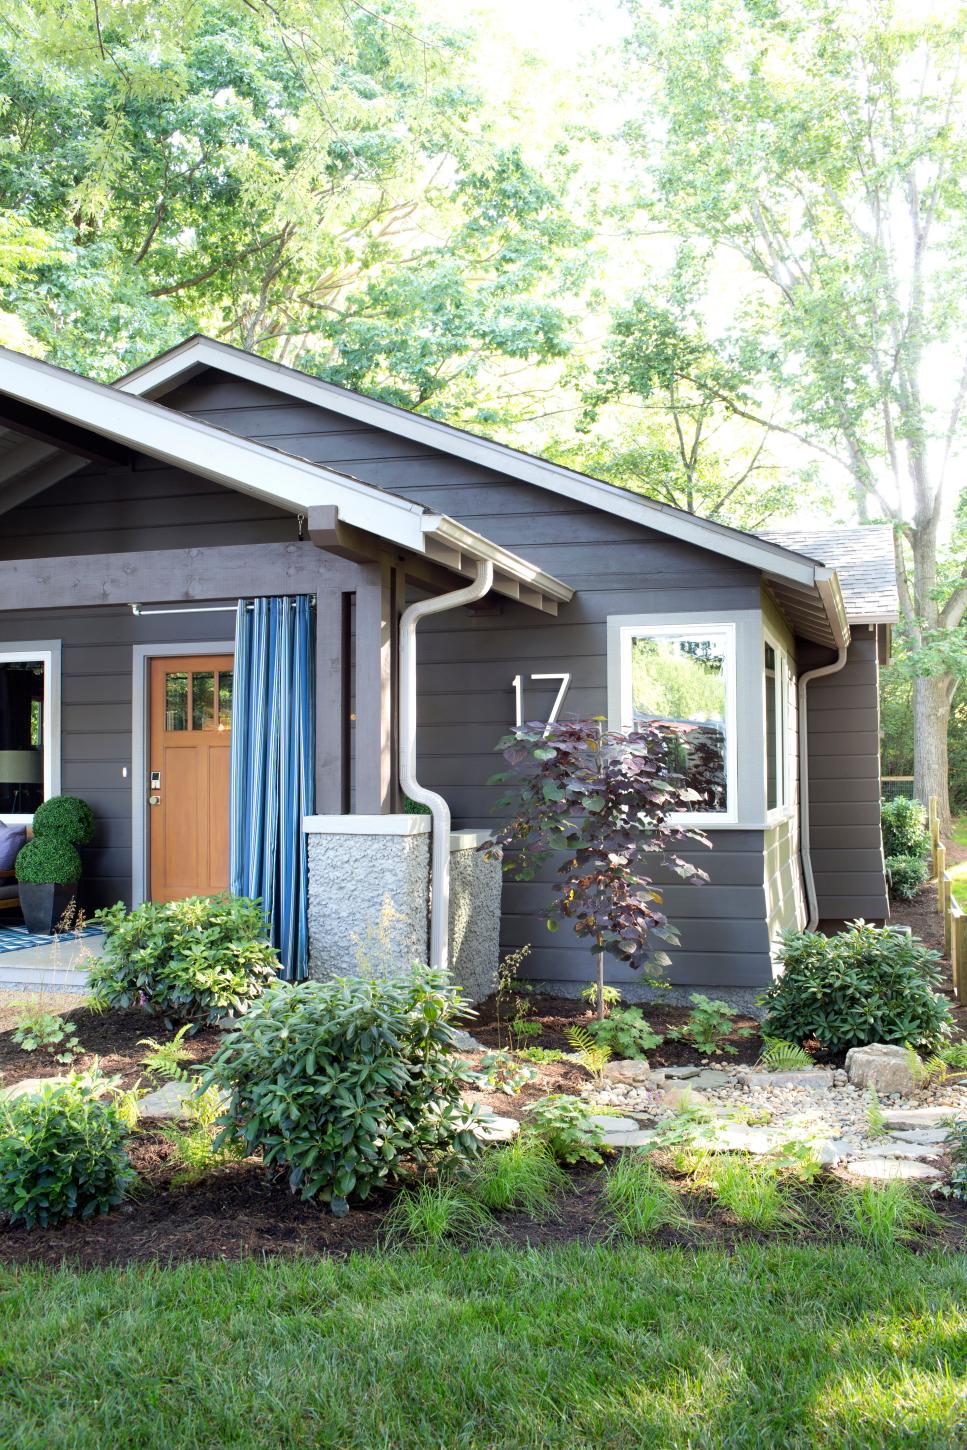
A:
758;525;899;624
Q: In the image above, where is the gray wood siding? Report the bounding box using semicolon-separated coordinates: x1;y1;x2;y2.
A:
159;369;777;987
801;627;889;922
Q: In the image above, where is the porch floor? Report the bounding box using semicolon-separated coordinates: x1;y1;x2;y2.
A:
0;930;99;994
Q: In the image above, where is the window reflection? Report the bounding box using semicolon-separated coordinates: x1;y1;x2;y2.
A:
630;633;728;813
0;659;44;815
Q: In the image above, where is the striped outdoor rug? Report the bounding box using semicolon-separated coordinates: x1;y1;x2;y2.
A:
0;925;104;954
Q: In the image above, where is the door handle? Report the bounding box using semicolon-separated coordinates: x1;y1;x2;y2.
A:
148;794;161;806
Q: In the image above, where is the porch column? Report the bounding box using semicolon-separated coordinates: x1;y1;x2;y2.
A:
354;561;399;813
314;587;350;813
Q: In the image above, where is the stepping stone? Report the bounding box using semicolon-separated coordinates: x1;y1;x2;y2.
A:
685;1070;733;1090
472;1114;519;1143
589;1115;642;1133
857;1140;943;1161
747;1069;835;1090
889;1128;953;1146
0;1075;74;1100
705;1126;779;1154
602;1129;659;1149
138;1081;222;1120
846;1157;942;1181
883;1107;962;1129
661;1066;701;1080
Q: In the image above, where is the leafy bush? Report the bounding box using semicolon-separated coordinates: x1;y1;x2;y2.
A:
32;794;95;846
669;994;749;1056
761;922;952;1054
90;895;279;1028
885;854;929;901
937;1120;967;1202
11;1007;83;1064
580;983;622;1013
586;1006;663;1059
15;835;82;885
515;1046;565;1065
522;1094;606;1165
880;796;929;860
203;970;479;1214
0;1076;135;1228
461;1050;536;1096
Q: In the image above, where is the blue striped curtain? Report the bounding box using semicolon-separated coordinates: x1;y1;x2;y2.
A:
230;595;315;980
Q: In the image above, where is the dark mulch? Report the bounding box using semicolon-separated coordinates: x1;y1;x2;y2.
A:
0;1005;224;1093
471;992;764;1066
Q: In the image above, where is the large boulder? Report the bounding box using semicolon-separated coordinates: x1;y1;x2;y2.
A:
844;1043;916;1095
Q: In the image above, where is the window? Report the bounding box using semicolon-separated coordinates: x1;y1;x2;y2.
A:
764;638;790;814
0;647;59;824
617;623;736;819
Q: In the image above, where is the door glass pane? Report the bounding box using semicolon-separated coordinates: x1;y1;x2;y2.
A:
0;658;45;814
164;672;188;732
192;671;215;732
630;633;728;813
218;670;233;732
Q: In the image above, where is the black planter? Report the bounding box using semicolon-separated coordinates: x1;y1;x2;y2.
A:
18;882;78;935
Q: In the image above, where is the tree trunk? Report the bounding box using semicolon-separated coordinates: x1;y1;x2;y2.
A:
595;951;606;1021
912;673;954;834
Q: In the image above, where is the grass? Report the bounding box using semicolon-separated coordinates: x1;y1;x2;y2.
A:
834;1180;944;1252
463;1138;568;1218
602;1151;686;1238
697;1155;803;1233
1;1244;966;1448
381;1182;495;1248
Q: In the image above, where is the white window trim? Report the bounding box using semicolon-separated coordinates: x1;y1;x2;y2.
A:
607;609;765;829
0;641;62;826
763;628;794;825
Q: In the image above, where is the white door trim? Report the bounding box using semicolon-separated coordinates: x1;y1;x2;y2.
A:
131;640;234;907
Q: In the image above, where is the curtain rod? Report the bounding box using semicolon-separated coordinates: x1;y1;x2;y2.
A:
130;598;316;617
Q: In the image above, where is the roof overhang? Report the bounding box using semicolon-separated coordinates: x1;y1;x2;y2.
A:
765;569;851;652
0;347;572;614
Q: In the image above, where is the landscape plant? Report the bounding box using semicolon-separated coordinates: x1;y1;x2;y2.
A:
603;1152;685;1238
464;1138;567;1218
580;983;622;1015
698;1156;801;1233
761;923;952;1054
0;1075;135;1228
565;1026;612;1081
937;1120;967;1203
489;718;710;1018
462;1051;536;1097
756;1038;813;1073
382;1183;494;1249
138;1025;195;1082
91;895;280;1030
885;854;929;902
203;970;480;1214
522;1094;607;1166
834;1180;942;1250
158;1086;244;1188
587;1006;663;1059
669;994;748;1056
881;797;930;861
11;1006;83;1064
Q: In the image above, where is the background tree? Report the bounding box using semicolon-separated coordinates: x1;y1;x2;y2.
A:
621;0;967;827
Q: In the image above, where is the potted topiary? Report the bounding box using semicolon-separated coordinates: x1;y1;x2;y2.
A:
15;795;94;934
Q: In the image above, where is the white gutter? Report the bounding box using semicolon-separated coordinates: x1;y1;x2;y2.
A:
399;559;495;970
798;645;849;929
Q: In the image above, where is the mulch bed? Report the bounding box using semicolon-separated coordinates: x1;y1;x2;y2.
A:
0;1007;224;1093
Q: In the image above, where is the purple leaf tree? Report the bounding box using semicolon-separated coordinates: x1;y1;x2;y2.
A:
488;718;711;1018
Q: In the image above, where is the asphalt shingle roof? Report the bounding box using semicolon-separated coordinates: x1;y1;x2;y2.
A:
758;524;899;623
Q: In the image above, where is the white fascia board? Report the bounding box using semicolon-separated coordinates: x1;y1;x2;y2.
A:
0;347;428;553
118;337;826;590
427;515;575;603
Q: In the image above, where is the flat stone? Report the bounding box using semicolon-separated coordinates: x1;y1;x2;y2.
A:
601;1129;659;1148
685;1070;733;1090
451;1030;488;1053
882;1107;961;1129
846;1157;943;1181
705;1126;779;1154
852;1140;943;1161
138;1081;225;1119
819;1139;851;1166
889;1128;953;1146
601;1059;653;1084
588;1114;642;1133
747;1069;835;1090
472;1113;519;1143
845;1044;916;1095
0;1075;74;1100
660;1066;701;1080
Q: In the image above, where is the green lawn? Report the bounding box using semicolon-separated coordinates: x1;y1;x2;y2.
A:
950;817;967;909
1;1244;966;1449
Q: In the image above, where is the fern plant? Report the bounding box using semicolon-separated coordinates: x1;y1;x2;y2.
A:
138;1024;195;1082
756;1037;813;1072
565;1026;612;1081
866;1088;887;1139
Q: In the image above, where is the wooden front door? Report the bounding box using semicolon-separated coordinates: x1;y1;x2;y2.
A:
149;655;233;902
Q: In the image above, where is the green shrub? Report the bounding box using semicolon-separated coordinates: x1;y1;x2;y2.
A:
880;796;929;860
382;1183;493;1247
669;994;750;1056
522;1094;606;1165
603;1152;685;1238
885;854;929;901
31;795;95;845
761;922;952;1054
15;835;82;885
834;1179;942;1248
203;969;479;1214
579;983;622;1012
464;1137;567;1217
938;1119;967;1202
11;1007;83;1064
90;895;280;1028
0;1077;135;1228
586;1006;662;1059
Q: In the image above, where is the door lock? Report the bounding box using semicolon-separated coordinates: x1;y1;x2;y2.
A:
148;794;161;806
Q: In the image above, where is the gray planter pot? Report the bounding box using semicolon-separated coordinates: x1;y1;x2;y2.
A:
18;881;78;935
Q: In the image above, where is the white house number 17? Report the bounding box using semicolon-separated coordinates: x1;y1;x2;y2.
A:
512;671;572;729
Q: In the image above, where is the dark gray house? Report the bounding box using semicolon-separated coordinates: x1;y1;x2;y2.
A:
0;336;897;995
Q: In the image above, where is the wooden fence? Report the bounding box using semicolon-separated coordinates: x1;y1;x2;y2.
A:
928;795;966;1004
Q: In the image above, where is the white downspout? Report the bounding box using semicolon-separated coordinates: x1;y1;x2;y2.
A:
399;559;495;970
798;646;849;929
